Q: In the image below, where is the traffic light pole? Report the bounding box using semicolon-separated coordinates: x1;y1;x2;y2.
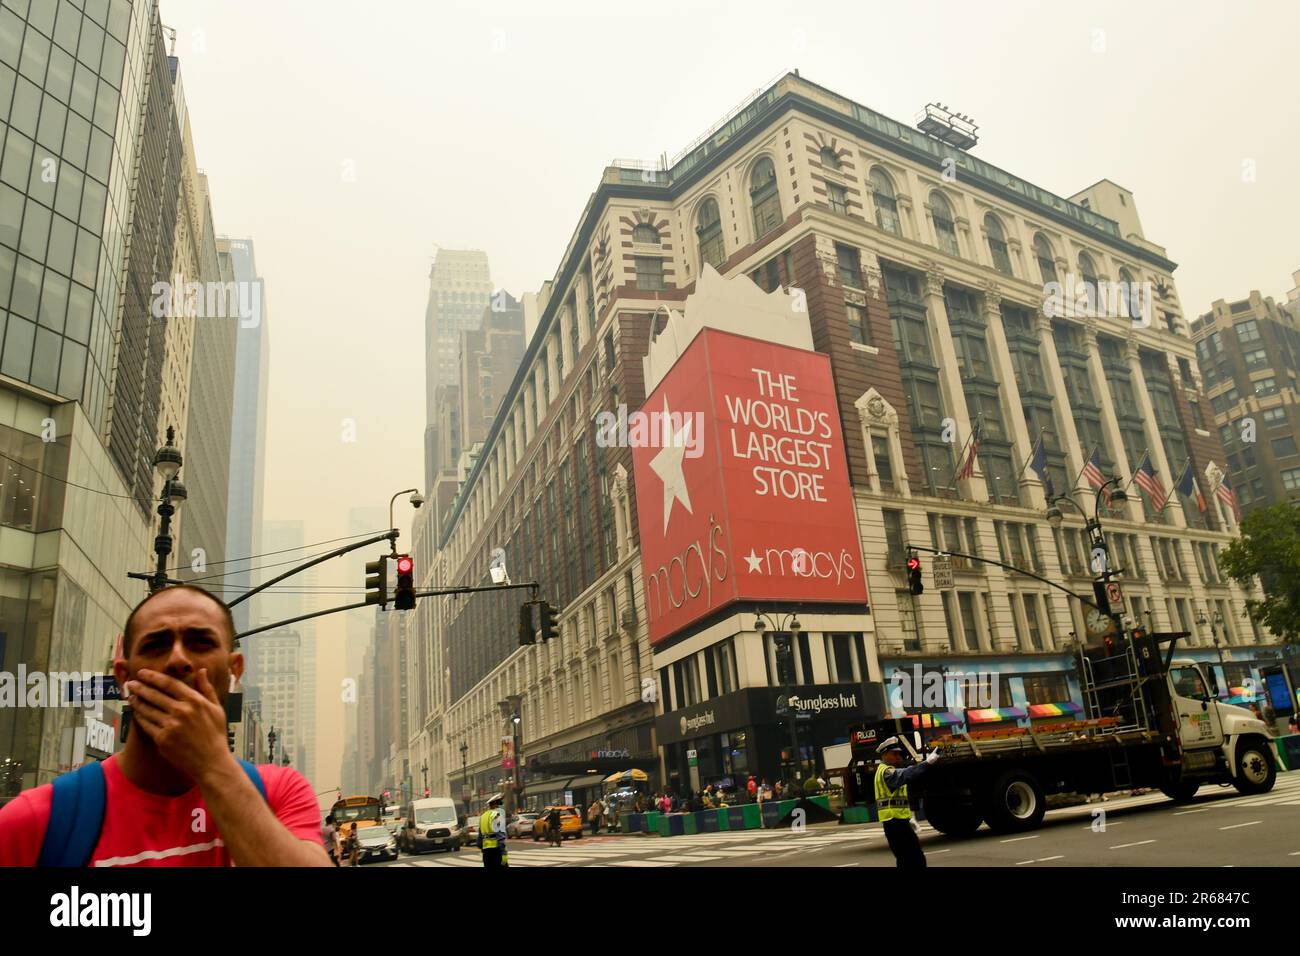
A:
904;544;1103;611
235;582;541;641
226;531;398;609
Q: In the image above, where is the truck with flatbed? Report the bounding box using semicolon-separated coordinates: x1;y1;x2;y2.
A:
862;629;1277;836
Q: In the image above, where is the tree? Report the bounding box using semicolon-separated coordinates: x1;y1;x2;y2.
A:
1217;502;1300;641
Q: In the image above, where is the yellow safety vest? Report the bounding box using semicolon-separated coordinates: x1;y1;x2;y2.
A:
480;809;500;849
874;763;911;822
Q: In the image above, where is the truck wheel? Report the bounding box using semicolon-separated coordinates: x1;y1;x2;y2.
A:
921;797;983;838
983;771;1046;833
1159;780;1201;803
1231;738;1276;795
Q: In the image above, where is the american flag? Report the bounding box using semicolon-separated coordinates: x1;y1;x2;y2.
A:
1133;452;1168;510
1176;461;1206;513
1216;474;1242;521
957;421;981;481
1082;447;1111;505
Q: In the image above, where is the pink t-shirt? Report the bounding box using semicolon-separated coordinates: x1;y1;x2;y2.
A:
0;755;321;867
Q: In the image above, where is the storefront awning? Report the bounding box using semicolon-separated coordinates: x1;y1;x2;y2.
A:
906;711;964;729
967;707;1028;724
1027;702;1083;719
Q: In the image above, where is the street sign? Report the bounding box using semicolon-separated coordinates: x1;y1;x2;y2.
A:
933;555;955;589
65;675;121;704
1105;581;1123;605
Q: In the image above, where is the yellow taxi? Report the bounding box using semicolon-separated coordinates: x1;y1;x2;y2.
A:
532;805;584;841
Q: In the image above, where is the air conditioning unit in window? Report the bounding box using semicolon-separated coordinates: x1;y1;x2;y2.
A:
620;607;637;631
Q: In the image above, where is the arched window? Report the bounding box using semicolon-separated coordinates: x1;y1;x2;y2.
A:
819;146;841;170
696;198;725;269
1118;267;1140;322
869;167;900;236
930;191;960;257
1034;233;1058;284
632;223;660;244
985;213;1012;275
1079;252;1100;311
750;157;782;239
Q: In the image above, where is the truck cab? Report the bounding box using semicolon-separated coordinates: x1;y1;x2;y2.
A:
1164;658;1274;798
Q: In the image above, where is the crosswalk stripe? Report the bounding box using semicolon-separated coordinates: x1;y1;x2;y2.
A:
606;859;676;866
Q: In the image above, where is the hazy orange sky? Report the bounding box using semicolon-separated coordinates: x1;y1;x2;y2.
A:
157;0;1300;796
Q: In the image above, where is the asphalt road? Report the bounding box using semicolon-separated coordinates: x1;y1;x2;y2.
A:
372;769;1300;868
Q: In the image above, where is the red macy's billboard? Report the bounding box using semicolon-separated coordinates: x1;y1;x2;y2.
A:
630;327;867;645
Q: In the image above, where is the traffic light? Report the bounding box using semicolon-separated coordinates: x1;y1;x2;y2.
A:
518;602;537;646
540;603;560;641
394;553;416;610
907;552;924;595
364;556;388;607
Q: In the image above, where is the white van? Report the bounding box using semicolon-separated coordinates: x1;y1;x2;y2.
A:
398;797;465;854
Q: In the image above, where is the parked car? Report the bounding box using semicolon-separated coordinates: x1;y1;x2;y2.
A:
464;819;480;847
397;797;465;854
532;805;583;841
355;825;399;863
507;812;539;838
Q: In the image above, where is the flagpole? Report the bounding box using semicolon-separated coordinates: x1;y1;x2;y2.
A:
1070;442;1098;492
945;414;981;493
1159;456;1191;513
1016;427;1048;480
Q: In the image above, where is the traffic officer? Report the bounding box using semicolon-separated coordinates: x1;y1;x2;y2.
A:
479;795;508;868
874;736;939;867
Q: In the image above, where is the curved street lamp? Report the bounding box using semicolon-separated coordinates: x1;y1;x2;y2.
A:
149;426;187;593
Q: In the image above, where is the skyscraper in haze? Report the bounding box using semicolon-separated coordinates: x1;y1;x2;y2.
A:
340;506;386;794
258;520;317;785
224;238;269;635
423;249;491;492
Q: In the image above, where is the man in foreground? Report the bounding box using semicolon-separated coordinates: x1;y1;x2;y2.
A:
0;585;331;867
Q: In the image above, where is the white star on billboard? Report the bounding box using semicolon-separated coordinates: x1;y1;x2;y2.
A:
650;396;694;533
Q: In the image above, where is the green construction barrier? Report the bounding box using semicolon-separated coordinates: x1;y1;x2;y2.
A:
682;812;698;835
809;795;831;814
644;811;661;833
717;808;731;831
842;806;874;824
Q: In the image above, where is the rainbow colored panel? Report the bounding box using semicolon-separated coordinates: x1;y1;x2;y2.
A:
967;707;1028;724
1028;702;1083;718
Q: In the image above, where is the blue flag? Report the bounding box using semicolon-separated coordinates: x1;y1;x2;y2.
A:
1028;437;1054;499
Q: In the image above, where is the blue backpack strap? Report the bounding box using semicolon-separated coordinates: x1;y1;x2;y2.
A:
37;762;107;868
237;758;267;802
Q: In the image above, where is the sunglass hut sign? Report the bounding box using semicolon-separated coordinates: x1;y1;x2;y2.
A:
632;328;868;645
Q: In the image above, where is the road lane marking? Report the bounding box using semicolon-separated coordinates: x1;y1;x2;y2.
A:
1218;821;1261;831
1016;855;1065;865
1081;821;1124;828
929;848;952;854
1109;840;1157;849
1000;835;1039;843
1174;807;1212;815
835;862;860;867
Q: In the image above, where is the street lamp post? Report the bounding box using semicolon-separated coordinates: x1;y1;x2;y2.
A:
1047;477;1128;635
754;611;803;789
387;488;425;556
149;426;187;594
267;726;277;767
459;740;469;814
421;759;429;797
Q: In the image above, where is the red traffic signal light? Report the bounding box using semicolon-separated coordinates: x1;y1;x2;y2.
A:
907;552;924;595
394;554;416;610
906;556;920;572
